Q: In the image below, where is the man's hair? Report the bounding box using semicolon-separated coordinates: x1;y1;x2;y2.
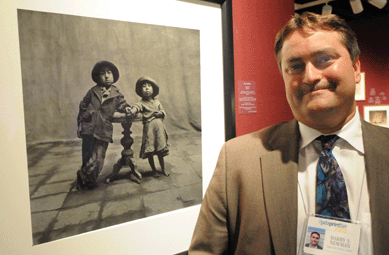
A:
274;12;360;71
310;231;320;238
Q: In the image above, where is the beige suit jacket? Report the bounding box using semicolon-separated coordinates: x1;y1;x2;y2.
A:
189;119;389;254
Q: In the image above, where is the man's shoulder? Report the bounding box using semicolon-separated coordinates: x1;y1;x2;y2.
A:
224;120;298;153
304;243;323;249
226;120;297;143
362;119;389;150
362;119;389;137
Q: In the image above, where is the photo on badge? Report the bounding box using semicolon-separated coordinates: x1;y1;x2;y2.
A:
304;227;326;252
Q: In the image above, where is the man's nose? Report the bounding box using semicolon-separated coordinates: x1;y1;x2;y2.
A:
303;62;322;84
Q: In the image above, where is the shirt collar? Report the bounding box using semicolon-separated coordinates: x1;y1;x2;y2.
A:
101;85;111;92
298;112;364;154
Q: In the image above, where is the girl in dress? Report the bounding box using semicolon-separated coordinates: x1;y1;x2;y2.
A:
129;76;169;177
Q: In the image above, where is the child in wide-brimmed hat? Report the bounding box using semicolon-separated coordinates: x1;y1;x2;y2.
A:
128;76;169;177
76;60;131;189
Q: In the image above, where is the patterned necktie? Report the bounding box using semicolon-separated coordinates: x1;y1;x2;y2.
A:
316;135;350;219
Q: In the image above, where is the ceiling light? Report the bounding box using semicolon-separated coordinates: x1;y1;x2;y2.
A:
350;0;364;14
322;3;333;15
368;0;387;9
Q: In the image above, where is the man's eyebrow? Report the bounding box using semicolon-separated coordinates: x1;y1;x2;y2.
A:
311;48;338;57
285;57;303;64
285;48;338;63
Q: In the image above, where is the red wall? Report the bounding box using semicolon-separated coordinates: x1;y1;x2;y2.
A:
232;3;389;137
232;0;295;136
349;15;389;118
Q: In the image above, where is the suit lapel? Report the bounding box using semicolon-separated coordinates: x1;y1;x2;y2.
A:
361;120;389;254
261;120;300;254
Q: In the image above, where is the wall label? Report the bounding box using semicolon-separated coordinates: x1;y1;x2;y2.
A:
238;81;257;114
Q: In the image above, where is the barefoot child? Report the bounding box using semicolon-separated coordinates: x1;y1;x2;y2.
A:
128;76;169;177
76;60;131;189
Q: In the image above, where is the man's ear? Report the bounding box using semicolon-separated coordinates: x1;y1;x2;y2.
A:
353;56;361;84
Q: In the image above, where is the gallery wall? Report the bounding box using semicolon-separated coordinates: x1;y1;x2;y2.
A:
232;0;295;137
232;2;389;137
350;14;389;118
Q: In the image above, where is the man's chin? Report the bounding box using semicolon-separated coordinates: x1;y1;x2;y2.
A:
303;98;341;113
306;105;335;115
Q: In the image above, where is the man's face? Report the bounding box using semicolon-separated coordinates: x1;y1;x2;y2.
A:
98;67;114;87
310;233;320;246
280;28;361;131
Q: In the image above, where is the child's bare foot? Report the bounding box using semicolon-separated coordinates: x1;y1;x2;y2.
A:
152;171;160;178
130;174;141;184
162;170;170;177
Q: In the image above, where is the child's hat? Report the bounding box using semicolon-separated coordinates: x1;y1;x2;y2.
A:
135;76;160;98
91;61;119;83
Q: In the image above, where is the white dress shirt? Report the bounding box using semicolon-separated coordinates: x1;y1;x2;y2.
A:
297;113;372;254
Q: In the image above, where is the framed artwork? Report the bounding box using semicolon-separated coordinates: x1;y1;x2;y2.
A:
355;72;365;101
364;105;389;128
0;0;230;254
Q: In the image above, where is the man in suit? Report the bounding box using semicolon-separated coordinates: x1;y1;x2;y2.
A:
305;232;323;250
189;12;389;254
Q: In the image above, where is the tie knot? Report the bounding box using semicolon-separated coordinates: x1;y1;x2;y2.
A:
317;135;339;150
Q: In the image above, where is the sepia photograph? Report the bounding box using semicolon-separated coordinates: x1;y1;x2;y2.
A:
364;105;389;128
18;8;203;245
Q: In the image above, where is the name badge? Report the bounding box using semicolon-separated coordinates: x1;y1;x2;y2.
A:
299;215;361;255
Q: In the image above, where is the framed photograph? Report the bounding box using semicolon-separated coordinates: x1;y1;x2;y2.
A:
355;72;365;101
364;105;389;128
0;0;230;254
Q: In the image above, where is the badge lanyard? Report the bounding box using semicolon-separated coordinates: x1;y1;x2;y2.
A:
297;165;367;255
